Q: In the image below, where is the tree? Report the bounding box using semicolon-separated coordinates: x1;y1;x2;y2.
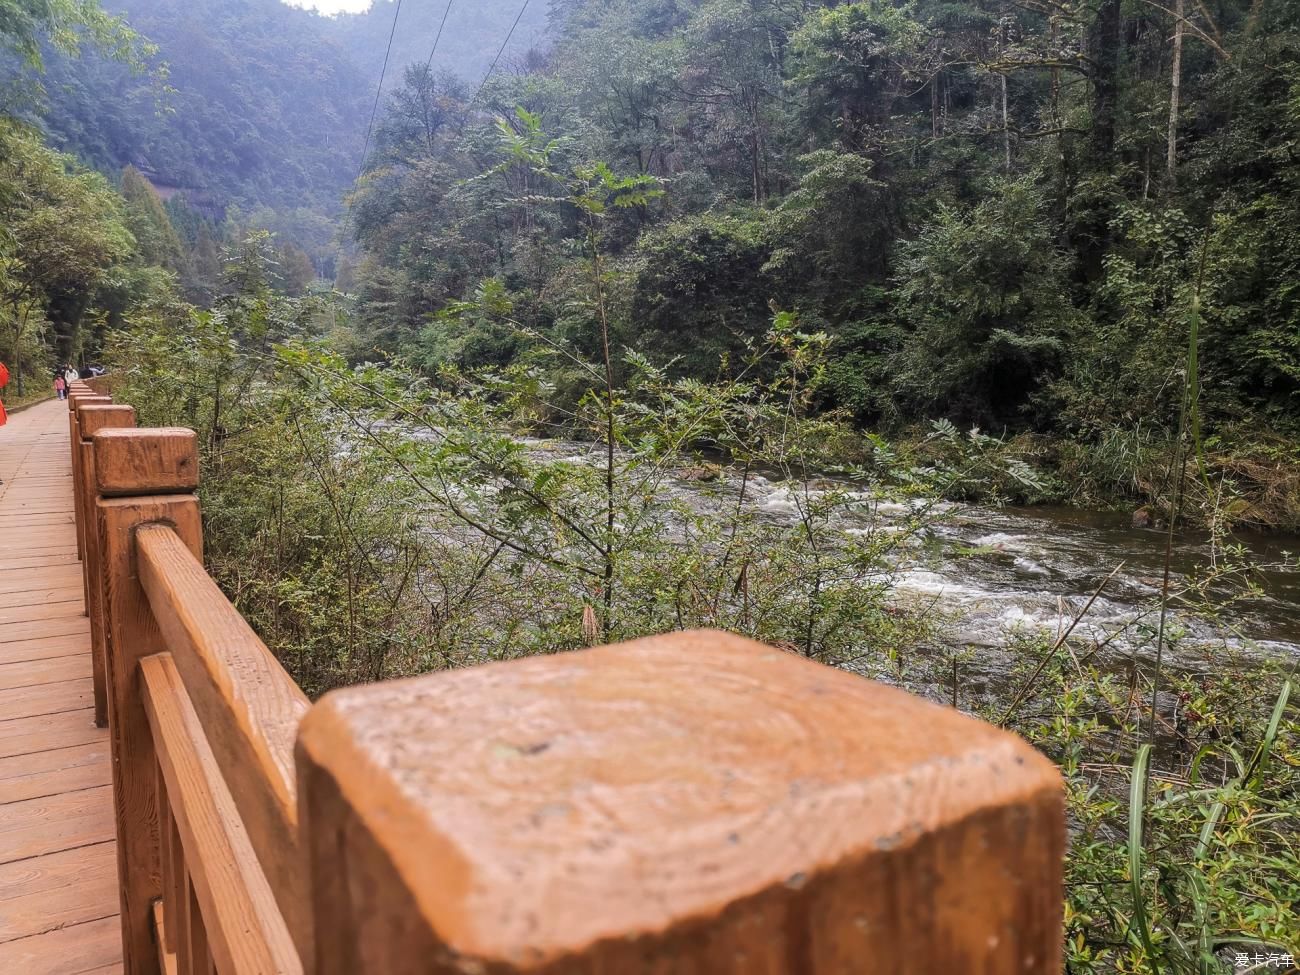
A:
0;0;146;72
276;241;316;297
789;2;929;153
894;180;1078;426
334;254;356;294
120;165;184;270
0;121;134;371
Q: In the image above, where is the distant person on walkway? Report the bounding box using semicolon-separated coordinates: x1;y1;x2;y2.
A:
0;360;9;429
63;365;77;388
54;374;67;400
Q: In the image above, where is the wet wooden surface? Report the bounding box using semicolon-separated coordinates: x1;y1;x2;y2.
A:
0;399;122;974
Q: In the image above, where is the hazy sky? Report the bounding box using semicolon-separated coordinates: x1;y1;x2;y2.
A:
281;0;372;14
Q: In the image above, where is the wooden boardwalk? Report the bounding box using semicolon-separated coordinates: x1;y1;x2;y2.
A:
0;399;122;974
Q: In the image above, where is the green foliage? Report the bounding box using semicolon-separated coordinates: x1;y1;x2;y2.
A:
0;0;148;72
765;151;896;310
788;1;928;145
625;213;772;375
10;0;1300;967
119;164;182;271
5;0;370;218
0;119;136;379
895;180;1078;426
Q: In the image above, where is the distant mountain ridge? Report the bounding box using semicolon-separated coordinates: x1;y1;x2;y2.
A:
324;0;550;92
1;0;550;215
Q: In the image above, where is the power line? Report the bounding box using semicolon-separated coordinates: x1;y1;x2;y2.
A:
356;0;404;181
425;0;455;70
471;0;531;104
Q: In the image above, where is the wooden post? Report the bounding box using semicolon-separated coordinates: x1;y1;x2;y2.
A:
68;390;110;567
296;630;1065;975
78;404;136;727
94;427;202;975
72;395;114;618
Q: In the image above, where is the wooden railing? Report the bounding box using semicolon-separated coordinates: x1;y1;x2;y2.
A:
66;380;1067;975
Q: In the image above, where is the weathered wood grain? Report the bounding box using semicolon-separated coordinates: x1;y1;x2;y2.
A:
137;524;311;962
98;484;204;975
0;390;119;969
299;630;1065;975
0;678;95;720
0;654;94;691
92;428;198;497
77;404;136;727
141;653;300;975
0;914;123;975
0;597;84;626
0;841;118;941
0;740;111;803
0;617;90;644
0;709;101;759
0;633;98;665
0;587;82;611
68;393;112;563
0;784;115;864
0;569;81;597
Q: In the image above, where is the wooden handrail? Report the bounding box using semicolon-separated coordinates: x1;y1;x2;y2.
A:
137;522;311;959
69;394;1066;975
141;652;300;973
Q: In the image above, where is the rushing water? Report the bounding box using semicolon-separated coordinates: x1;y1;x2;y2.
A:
426;430;1300;672
627;448;1300;667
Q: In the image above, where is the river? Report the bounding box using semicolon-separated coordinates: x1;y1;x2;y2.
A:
640;452;1300;669
426;430;1300;676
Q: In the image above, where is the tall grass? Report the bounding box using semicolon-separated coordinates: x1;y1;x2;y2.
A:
1124;241;1297;971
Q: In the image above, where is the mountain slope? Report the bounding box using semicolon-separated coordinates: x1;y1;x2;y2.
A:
9;0;372;211
1;0;551;216
324;0;550;91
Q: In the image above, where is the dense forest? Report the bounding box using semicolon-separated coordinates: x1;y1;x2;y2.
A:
0;0;544;269
3;0;1300;970
336;0;1300;528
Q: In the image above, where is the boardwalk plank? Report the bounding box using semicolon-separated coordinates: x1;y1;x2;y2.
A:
0;709;100;759
0;634;94;665
0;741;111;804
0;617;90;645
0;655;92;690
0;598;84;625
0;678;95;720
0;842;117;942
0;571;82;597
0;784;115;864
0;400;122;970
0;915;123;974
0;586;81;610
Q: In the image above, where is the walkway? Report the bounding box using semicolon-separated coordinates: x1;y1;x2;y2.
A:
0;399;122;974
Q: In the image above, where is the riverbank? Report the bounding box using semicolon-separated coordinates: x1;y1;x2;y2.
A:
106;324;1300;969
894;423;1300;534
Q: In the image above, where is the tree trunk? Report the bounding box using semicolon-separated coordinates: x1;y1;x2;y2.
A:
1050;18;1061;125
931;72;940;139
1080;0;1123;280
10;331;22;397
1001;72;1012;171
1167;0;1184;185
1000;22;1012;171
1089;0;1122;160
